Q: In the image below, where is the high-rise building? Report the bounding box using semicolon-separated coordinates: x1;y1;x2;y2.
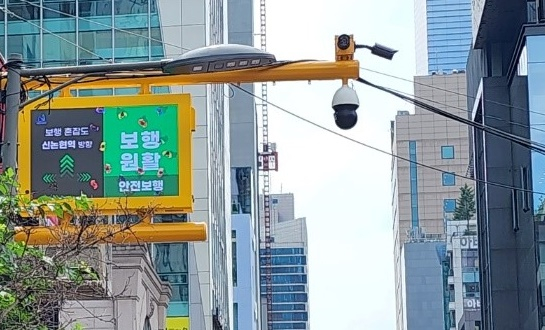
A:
227;0;261;327
391;73;472;330
0;1;232;329
414;0;473;75
466;1;544;329
259;194;310;329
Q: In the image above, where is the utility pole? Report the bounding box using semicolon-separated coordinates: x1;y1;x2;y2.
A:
0;36;393;246
3;53;22;173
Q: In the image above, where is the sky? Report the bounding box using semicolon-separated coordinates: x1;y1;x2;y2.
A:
257;0;416;328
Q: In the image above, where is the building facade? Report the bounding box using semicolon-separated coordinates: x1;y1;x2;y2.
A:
391;73;472;330
466;1;545;329
400;240;446;330
231;212;260;330
259;194;310;330
0;1;232;329
414;0;473;75
227;0;261;326
444;220;481;330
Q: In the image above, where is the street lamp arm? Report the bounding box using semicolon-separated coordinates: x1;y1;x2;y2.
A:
20;60;360;92
19;59;170;78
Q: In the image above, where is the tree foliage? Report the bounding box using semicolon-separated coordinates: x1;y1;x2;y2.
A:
453;183;476;229
0;168;146;329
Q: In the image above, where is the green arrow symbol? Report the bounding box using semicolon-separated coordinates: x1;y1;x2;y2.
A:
78;172;91;182
59;154;75;177
42;173;56;184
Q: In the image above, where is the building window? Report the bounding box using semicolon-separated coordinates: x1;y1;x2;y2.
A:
444;199;456;213
233;303;238;330
409;141;419;228
143;317;151;330
232;230;237;287
442;172;456;186
441;145;455;159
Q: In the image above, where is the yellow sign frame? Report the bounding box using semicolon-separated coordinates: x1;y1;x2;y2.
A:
166;317;189;330
18;93;195;214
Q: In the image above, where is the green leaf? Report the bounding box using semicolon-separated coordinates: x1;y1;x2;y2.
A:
63;202;73;213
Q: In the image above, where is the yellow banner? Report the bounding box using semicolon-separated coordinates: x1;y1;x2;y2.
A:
166;317;189;330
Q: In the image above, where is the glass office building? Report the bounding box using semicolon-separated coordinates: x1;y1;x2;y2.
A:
258;195;310;330
414;0;473;75
0;1;232;328
467;3;545;328
259;247;309;329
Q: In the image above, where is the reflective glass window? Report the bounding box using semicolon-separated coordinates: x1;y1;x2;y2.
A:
441;145;455;159
43;1;76;19
444;199;456;213
114;0;148;15
43;32;77;66
79;30;113;62
7;3;40;21
114;28;149;59
78;0;112;17
442;173;456;186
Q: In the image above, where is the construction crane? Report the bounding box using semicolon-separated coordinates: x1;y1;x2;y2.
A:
258;0;274;329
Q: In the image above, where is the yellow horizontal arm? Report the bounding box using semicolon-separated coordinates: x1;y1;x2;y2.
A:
13;222;207;245
22;60;360;91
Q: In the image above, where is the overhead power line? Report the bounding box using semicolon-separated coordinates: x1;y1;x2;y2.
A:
18;0;192;53
0;6;109;62
360;66;543;118
5;2;545;169
355;77;545;156
231;83;545;196
379;81;545;136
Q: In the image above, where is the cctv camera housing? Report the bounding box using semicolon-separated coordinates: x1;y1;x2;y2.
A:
332;85;359;130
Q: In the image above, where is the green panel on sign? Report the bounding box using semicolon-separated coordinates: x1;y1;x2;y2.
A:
102;104;179;197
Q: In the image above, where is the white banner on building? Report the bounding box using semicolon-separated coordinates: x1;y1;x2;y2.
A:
464;298;481;310
459;236;478;249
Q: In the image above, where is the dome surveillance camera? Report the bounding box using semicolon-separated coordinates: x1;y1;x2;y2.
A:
332;85;359;130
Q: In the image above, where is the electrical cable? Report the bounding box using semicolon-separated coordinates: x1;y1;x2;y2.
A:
376;80;545;136
12;1;319;77
230;83;545;196
7;3;545;161
19;0;193;53
0;7;110;63
355;77;545;156
360;66;545;119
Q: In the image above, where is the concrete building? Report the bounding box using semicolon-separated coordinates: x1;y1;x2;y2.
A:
445;220;481;330
227;0;261;327
60;246;172;330
231;212;260;330
414;0;473;75
466;1;545;329
259;194;310;329
0;1;232;328
400;239;446;330
391;73;473;330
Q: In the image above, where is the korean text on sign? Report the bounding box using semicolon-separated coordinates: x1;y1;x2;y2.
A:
119;180;164;193
119;131;162;172
42;140;93;150
45;126;90;137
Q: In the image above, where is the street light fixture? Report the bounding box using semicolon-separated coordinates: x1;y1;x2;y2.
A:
162;44;277;75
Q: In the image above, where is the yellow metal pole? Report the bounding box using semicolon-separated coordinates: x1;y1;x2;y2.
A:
21;60;360;92
13;222;208;245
